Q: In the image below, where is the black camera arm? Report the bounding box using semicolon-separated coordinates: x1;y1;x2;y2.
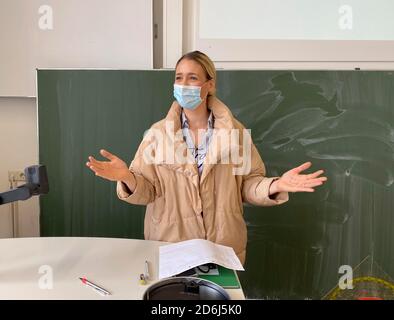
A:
0;165;49;205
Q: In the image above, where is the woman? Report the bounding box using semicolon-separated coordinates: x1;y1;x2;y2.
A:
86;51;327;264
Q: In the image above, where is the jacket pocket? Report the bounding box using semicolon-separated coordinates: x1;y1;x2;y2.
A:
215;210;247;256
147;198;164;224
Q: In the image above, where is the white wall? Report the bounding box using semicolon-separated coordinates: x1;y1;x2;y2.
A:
0;0;153;97
0;98;39;238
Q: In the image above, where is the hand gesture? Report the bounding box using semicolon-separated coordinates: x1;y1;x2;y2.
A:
271;162;327;193
86;149;130;182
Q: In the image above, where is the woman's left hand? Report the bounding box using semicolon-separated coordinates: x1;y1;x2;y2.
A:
269;162;327;194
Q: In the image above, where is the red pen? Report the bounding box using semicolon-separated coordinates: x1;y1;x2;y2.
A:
79;277;111;296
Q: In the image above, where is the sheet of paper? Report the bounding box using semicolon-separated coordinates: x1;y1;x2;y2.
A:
159;239;244;279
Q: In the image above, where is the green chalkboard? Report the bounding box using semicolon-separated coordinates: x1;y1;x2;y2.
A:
37;70;394;299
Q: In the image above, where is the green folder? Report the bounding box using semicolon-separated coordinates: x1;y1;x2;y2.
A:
198;266;240;289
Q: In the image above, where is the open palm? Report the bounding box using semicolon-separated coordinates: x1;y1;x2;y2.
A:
86;149;130;182
275;162;327;193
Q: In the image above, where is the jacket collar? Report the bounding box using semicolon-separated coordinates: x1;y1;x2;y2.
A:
161;96;237;184
181;109;214;131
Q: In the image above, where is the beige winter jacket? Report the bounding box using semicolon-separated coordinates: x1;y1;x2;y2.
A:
117;96;289;265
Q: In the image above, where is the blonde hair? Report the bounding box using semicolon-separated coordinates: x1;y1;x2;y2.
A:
175;50;217;97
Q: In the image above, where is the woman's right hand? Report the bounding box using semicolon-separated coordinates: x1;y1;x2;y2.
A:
86;149;132;182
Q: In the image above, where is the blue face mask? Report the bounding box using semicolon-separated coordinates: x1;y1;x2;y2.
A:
173;82;207;110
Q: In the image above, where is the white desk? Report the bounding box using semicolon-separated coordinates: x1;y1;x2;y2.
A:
0;237;245;300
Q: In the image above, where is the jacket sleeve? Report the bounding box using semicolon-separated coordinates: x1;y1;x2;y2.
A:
116;135;161;206
241;143;289;207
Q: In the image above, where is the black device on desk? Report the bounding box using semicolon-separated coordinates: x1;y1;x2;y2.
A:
0;165;49;205
175;263;218;277
176;264;241;289
143;264;231;300
143;276;230;300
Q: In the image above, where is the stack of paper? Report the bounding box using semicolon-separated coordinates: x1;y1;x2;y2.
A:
159;239;244;279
